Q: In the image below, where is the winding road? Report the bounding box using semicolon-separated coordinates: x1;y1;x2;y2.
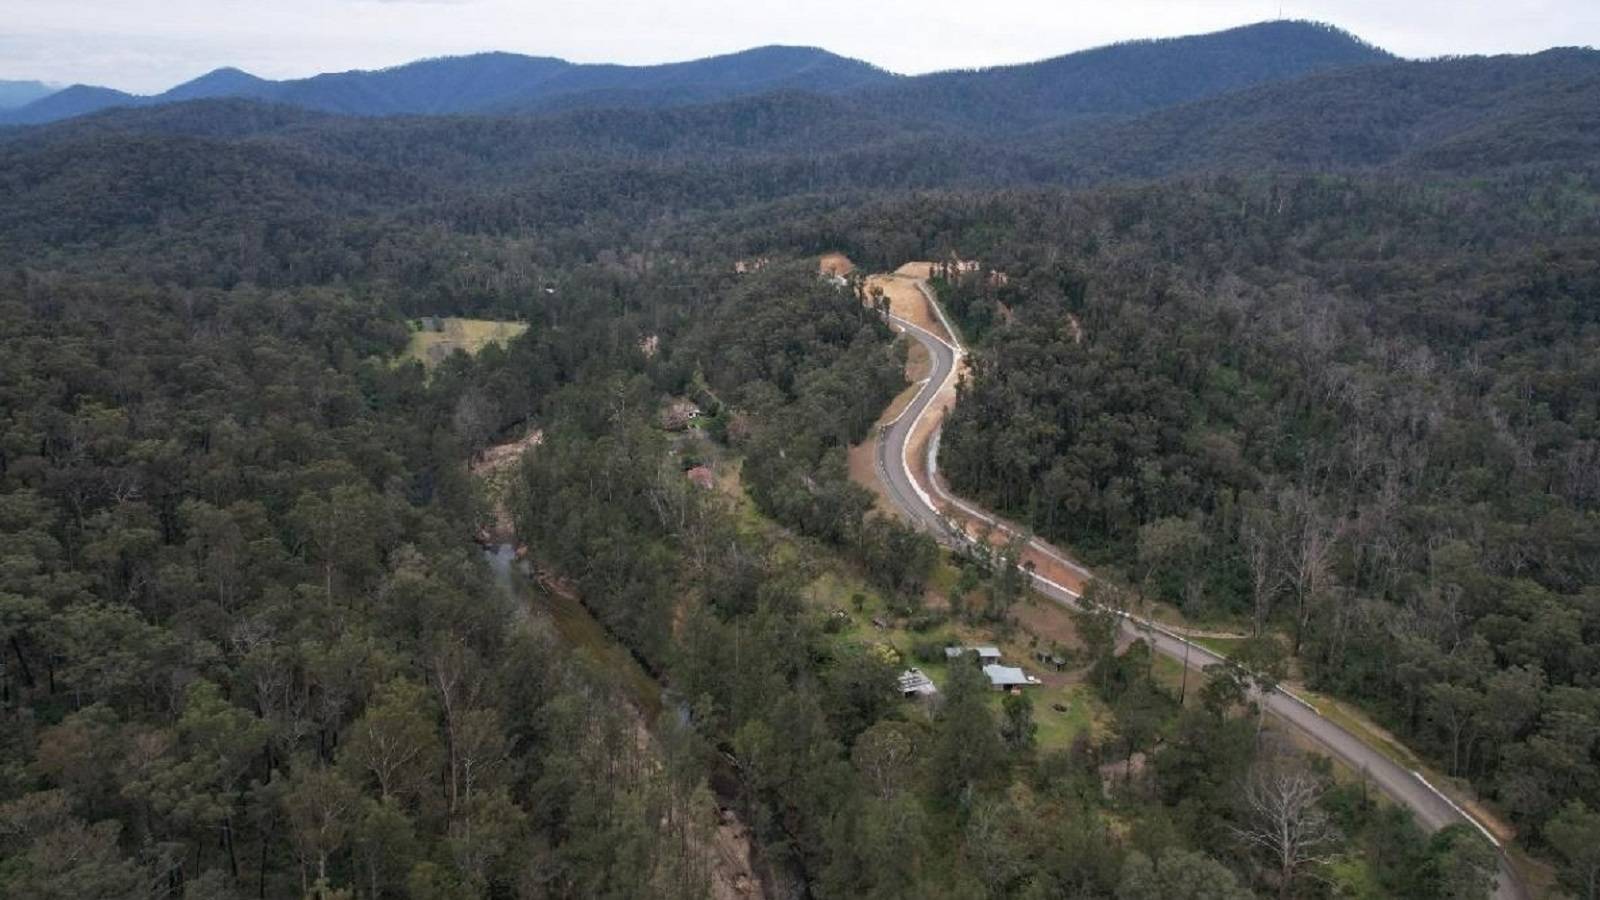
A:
871;278;1527;900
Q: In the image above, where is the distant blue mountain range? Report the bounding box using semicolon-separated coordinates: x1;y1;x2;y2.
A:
0;46;893;125
0;79;60;110
0;21;1391;128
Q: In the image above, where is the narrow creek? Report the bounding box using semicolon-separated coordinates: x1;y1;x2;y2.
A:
483;542;767;899
482;543;663;720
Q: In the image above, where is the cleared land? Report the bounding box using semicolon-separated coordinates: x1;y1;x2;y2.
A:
865;269;951;340
403;317;529;368
700;401;1111;754
818;252;856;277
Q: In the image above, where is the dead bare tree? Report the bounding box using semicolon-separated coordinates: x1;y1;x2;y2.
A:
1280;487;1340;657
1240;503;1284;637
430;638;485;818
1232;761;1339;900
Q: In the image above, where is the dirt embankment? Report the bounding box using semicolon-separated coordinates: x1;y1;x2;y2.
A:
864;268;953;343
471;428;543;544
818;252;856;277
471;428;544;478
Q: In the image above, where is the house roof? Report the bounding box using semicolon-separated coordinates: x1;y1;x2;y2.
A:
946;645;1003;659
898;668;938;696
983;664;1037;687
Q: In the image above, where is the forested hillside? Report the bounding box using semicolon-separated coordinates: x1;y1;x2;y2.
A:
4;16;1599;899
910;174;1600;876
855;20;1389;129
1;46;1595;307
1042;49;1600;177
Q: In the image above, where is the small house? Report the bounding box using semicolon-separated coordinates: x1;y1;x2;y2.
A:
945;645;1003;664
1034;649;1067;672
983;664;1040;691
898;668;938;698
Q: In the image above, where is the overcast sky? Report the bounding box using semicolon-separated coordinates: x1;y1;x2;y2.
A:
4;0;1597;93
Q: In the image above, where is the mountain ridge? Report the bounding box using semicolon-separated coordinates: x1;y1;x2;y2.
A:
858;20;1394;128
6;43;1595;256
0;45;892;124
0;79;60;110
0;20;1383;126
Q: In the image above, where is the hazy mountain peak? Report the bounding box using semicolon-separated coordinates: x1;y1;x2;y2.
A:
858;18;1395;129
163;67;272;102
0;79;60;110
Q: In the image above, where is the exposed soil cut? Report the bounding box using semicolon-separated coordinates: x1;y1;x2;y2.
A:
471;428;544;477
472;428;544;543
865;270;952;342
818;252;856;277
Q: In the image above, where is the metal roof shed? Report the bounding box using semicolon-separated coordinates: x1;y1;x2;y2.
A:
898;668;939;697
983;664;1039;689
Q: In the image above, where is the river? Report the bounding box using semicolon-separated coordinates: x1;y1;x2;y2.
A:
483;543;663;720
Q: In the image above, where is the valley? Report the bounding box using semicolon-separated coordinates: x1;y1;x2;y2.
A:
2;14;1597;900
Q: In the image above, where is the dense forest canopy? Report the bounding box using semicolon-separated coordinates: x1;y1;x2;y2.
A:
3;18;1599;900
2;33;1595;287
922;173;1600;869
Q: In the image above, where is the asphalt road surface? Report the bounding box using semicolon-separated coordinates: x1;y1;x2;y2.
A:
872;284;1526;900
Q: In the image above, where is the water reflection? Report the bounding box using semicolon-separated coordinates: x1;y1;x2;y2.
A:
483;544;663;719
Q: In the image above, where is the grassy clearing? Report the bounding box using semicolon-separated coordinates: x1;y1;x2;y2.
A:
926;559;960;598
706;428;1107;753
1324;856;1386;899
805;567;1108;751
402;317;529;368
1148;652;1196;702
1032;684;1102;748
1192;634;1250;658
